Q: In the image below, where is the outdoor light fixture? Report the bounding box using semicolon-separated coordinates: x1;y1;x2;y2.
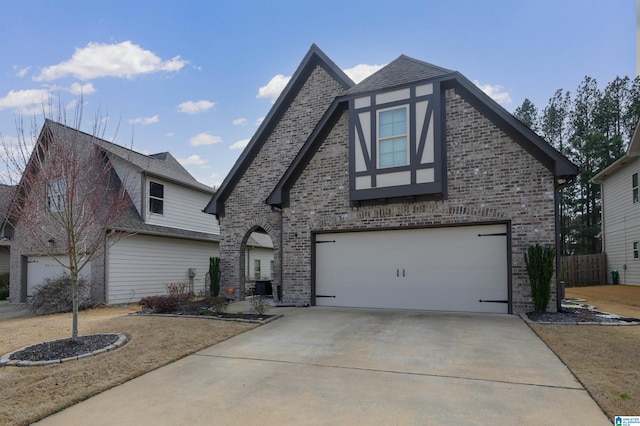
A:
0;236;9;241
47;238;55;248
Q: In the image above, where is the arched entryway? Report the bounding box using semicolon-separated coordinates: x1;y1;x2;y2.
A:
239;224;279;302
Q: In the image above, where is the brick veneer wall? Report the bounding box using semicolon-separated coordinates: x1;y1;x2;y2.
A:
283;88;557;313
218;65;347;299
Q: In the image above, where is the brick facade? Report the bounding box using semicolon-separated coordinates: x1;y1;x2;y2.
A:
217;65;347;299
214;47;572;314
282;89;556;313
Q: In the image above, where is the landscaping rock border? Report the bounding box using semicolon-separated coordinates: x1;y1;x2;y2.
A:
0;333;128;367
522;298;640;325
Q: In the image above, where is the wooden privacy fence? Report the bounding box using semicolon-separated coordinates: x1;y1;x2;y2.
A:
559;253;607;287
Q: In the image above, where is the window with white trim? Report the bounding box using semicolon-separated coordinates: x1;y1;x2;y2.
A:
378;107;408;168
270;260;275;279
633;173;638;204
149;181;164;215
47;178;66;212
634;241;639;259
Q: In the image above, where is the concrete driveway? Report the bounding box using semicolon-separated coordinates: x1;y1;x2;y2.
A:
36;307;609;425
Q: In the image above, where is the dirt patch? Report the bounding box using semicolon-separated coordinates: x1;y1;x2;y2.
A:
0;305;257;426
531;285;640;420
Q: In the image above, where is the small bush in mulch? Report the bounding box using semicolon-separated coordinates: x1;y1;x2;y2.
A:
138;295;181;313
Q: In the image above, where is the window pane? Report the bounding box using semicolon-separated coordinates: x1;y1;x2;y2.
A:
633;173;638;188
634;188;638;204
380;152;394;167
150;182;164;198
379;140;394;154
150;198;163;214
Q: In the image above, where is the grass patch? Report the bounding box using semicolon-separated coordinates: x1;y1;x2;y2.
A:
0;305;257;425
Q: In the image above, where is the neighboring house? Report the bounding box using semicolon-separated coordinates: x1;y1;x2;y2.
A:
246;232;275;282
6;119;221;304
592;121;640;286
205;45;579;314
0;184;15;274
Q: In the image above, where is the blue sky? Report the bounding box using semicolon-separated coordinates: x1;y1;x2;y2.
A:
0;0;635;188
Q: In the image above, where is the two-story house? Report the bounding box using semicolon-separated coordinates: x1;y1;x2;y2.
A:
592;121;640;286
205;45;579;314
5;119;221;305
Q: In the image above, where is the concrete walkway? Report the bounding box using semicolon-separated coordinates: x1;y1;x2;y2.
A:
36;307;609;425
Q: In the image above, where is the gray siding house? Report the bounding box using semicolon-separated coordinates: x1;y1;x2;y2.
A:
205;45;579;314
5;120;220;304
592;122;640;286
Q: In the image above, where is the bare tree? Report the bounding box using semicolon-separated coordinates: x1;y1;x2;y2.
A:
1;102;134;339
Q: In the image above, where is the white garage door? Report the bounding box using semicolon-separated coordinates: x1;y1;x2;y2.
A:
27;256;92;297
315;224;509;313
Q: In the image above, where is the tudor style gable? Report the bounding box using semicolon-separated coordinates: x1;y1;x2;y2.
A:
350;80;445;200
346;56;453;201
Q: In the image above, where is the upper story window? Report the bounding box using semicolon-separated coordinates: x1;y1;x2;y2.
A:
47;178;66;212
378;107;408;168
149;181;164;215
349;82;444;202
634;241;639;259
633;173;638;204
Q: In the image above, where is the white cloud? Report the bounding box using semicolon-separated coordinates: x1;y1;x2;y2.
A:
166;132;174;137
257;74;291;103
199;172;223;189
178;100;214;114
14;66;30;78
69;82;95;95
233;118;247;126
34;41;187;81
189;132;221;146
344;63;384;83
0;88;50;112
473;80;512;105
129;115;159;125
178;154;209;167
229;138;250;150
256;116;265;126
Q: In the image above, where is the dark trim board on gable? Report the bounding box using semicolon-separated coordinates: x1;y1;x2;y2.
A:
204;44;355;217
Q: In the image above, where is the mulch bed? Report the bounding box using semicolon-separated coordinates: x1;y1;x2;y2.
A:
7;334;121;363
527;308;639;324
137;299;276;322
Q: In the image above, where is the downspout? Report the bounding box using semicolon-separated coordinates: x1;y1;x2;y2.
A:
554;183;563;312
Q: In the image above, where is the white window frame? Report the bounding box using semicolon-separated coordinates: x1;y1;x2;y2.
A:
633;173;638;204
634;241;639;260
47;178;66;212
149;181;164;215
377;105;409;169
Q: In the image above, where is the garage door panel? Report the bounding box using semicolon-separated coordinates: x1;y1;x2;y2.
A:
315;225;508;313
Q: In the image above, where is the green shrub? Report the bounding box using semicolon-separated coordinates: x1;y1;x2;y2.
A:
138;295;181;313
28;273;90;315
209;257;221;297
524;244;556;313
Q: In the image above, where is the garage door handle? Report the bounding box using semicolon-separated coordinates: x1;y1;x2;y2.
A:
403;269;405;277
397;269;399;277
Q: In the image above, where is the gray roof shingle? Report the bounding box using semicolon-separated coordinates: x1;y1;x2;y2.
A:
345;55;454;96
45;120;214;194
